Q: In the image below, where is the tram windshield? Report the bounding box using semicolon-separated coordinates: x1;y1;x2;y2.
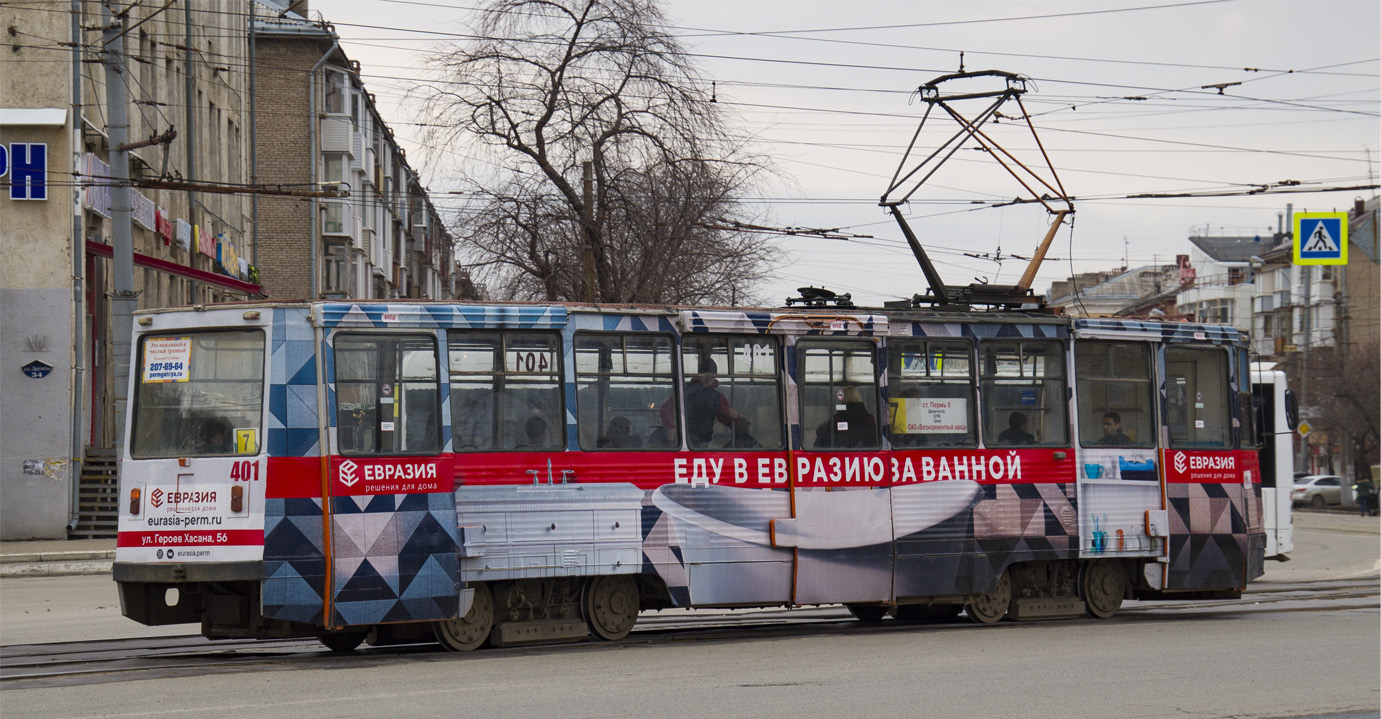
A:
131;330;266;457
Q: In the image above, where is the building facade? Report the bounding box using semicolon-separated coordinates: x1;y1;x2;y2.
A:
2;1;259;539
1;1;459;539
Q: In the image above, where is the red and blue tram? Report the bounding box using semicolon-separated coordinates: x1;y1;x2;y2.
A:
114;301;1263;650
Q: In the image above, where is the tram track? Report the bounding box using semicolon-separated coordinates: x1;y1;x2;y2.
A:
3;577;1374;689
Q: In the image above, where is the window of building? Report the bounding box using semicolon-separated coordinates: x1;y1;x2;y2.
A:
887;340;976;448
680;335;784;450
323;201;348;235
1075;342;1155;448
325;69;348;115
324;241;350;294
448;332;563;451
1165;347;1230;449
575;333;678;450
334;334;440;455
980;340;1068;447
131;330;265;458
799;341;879;451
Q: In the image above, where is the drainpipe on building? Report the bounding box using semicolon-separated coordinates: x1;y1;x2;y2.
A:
184;3;198;301
248;0;258;267
67;0;87;532
308;39;341;299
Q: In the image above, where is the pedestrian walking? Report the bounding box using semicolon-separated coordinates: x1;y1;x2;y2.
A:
1355;476;1376;517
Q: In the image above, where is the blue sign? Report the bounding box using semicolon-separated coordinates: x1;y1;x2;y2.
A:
2;143;48;201
1293;212;1348;266
1020;389;1037;405
22;360;53;379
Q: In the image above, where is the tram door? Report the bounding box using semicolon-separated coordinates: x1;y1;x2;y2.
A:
326;331;458;628
1159;345;1247;591
789;337;894;605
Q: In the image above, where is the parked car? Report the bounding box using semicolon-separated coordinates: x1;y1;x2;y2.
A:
1292;475;1344;507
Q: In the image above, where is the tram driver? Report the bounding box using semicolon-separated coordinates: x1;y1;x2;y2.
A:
1096;412;1132;446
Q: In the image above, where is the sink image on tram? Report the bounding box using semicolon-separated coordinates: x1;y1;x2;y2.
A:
652;480;982;550
650;481;983;605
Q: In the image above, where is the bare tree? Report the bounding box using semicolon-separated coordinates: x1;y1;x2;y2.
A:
1310;344;1380;482
420;0;775;303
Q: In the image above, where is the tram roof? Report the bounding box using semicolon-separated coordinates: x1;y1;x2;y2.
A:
130;299;1245;344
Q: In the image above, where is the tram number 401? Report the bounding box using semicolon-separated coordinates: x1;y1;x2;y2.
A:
511;351;551;373
229;460;260;482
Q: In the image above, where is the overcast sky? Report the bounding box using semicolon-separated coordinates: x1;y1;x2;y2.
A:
321;0;1380;305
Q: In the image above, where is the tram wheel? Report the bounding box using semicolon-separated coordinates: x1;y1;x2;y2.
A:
583;575;640;641
846;604;889;622
964;571;1011;624
433;582;494;651
318;630;368;653
1081;560;1126;619
893;603;962;622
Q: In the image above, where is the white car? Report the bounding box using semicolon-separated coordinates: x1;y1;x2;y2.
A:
1292;475;1344;507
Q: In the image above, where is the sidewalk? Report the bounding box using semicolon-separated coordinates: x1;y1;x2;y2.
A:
0;538;115;578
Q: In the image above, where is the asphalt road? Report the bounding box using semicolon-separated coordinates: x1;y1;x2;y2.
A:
1;510;1376;719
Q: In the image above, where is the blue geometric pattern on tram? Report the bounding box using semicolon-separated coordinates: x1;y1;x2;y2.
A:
1074;318;1243;345
599;314;675;333
680;309;773;334
330;491;460;627
318;302;566;330
268;308;320;457
965;322;1067;339
263;497;327;624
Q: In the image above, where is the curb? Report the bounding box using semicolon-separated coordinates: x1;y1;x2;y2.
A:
0;550;115;565
0;560;114;578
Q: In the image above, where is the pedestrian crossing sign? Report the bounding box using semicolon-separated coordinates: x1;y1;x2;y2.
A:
1293;212;1348;265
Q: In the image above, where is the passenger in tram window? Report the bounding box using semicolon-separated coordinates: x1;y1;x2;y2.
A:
818;387;876;449
727;416;761;449
597;416;643;449
997;411;1035;445
519;416;551;449
674;358;739;448
647;422;676;448
1096;412;1132;446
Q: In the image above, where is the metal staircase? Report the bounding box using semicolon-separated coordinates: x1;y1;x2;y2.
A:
68;448;119;539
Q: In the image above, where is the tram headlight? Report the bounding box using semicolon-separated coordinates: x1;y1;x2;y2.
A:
129;487;141;515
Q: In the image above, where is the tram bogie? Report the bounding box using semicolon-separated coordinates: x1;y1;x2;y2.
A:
113;301;1272;651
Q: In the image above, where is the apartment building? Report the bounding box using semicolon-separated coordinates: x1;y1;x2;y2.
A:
252;6;456;302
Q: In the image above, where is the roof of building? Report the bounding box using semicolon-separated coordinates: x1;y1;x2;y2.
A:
1188;235;1274;264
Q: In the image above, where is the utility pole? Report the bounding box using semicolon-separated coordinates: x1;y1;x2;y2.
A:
102;2;138;457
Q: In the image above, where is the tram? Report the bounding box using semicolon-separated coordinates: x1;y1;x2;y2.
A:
113;299;1267;651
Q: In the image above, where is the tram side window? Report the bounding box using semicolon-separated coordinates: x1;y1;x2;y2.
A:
448;332;563;451
680;336;784;450
132;330;265;458
980;341;1068;447
800;341;880;451
335;334;440;455
887;340;976;448
575;333;678;450
1166;347;1230;449
1075;342;1155;448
